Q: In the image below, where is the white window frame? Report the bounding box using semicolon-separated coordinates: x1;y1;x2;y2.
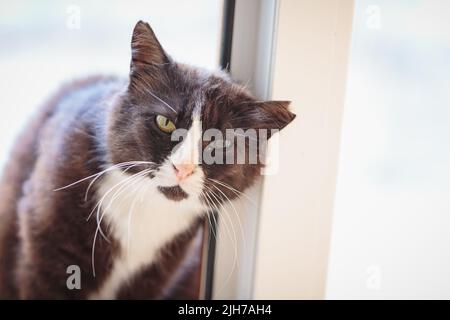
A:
205;0;355;299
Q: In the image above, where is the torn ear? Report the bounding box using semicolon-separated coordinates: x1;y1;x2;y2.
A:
130;20;169;71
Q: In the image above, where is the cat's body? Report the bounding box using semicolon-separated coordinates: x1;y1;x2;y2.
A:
0;21;295;299
0;76;203;299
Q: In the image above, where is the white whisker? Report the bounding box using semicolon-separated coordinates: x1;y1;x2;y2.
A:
90;168;153;277
210;183;246;252
84;161;155;201
126;175;150;256
53;160;153;192
208;178;254;204
203;185;239;295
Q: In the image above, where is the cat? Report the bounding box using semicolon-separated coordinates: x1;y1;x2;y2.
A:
0;21;295;299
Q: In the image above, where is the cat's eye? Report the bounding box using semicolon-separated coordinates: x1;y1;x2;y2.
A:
155;115;176;133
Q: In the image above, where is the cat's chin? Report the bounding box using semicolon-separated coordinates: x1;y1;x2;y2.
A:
157;185;188;201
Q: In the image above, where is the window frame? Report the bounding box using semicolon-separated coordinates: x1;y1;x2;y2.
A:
202;0;355;299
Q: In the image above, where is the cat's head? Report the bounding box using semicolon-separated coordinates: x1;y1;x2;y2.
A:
107;21;295;210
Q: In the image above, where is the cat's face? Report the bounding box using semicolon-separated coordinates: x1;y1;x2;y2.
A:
107;21;295;211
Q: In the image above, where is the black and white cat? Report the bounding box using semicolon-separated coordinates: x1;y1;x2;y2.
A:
0;21;295;299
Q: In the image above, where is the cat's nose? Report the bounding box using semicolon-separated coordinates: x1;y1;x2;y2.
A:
172;163;195;181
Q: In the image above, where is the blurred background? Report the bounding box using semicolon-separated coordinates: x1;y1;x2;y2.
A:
0;0;223;169
327;0;450;299
1;0;450;299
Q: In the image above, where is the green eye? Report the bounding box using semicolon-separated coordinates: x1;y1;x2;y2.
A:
155;115;176;133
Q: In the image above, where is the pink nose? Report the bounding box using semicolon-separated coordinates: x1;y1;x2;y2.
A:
173;163;195;181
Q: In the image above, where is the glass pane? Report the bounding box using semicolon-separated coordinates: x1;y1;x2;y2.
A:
327;0;450;299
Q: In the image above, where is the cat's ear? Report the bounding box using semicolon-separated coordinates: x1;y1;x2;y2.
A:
255;101;296;131
237;101;296;137
130;21;169;69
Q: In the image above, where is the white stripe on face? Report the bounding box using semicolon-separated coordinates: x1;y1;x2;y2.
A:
170;109;202;167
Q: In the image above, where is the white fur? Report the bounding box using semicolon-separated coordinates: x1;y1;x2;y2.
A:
171;116;202;166
90;121;206;299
